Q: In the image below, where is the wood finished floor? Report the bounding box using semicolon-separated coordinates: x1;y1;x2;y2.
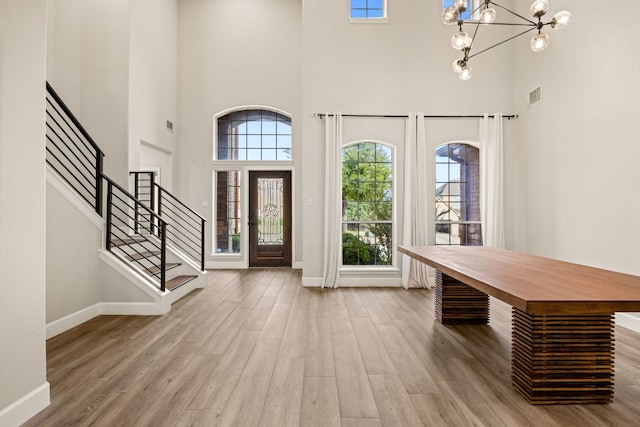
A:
25;268;640;426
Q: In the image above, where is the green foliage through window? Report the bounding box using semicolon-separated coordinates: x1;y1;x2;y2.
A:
341;142;393;266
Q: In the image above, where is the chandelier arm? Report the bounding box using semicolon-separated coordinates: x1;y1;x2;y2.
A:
467;27;537;60
469;16;482;51
488;1;537;25
468;2;485;17
460;21;536;27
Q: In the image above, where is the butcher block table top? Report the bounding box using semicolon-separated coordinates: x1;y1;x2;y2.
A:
398;245;640;315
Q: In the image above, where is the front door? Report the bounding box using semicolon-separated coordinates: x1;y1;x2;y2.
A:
248;171;292;267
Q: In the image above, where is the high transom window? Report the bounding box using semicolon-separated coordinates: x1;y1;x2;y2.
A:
217;110;291;161
350;0;385;19
435;143;482;246
341;142;393;266
442;0;479;20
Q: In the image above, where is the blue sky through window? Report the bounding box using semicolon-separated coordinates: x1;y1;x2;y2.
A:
443;0;473;20
351;0;384;19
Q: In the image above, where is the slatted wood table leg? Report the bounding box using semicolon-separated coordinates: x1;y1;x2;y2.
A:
511;308;615;404
435;270;489;325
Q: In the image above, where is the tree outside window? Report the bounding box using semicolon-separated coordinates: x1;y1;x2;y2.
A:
341;142;393;266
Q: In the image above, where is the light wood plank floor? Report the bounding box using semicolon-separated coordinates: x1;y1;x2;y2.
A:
25;268;640;426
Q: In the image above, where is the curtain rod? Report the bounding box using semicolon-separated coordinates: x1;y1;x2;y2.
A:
313;113;518;119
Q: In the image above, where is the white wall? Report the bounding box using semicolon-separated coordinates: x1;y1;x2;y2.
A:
0;1;50;424
47;0;130;186
177;0;303;265
129;0;178;187
511;1;640;273
300;0;515;280
46;175;102;324
511;2;640;319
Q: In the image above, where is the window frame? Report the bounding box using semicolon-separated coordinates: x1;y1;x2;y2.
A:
214;170;243;256
340;140;396;270
442;0;480;21
349;0;389;23
213;106;293;163
211;106;294;265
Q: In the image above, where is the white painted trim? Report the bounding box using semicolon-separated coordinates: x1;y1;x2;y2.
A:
0;382;50;427
339;277;402;287
46;302;164;339
302;277;323;287
46;303;101;339
349;17;389;24
205;260;248;269
46;166;105;230
293;261;303;270
100;302;163;316
615;313;640;333
301;276;401;287
140;139;172;155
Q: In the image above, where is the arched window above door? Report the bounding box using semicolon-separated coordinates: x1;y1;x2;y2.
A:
216;109;292;161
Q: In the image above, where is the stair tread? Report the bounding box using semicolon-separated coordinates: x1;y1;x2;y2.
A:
148;263;181;275
125;251;160;261
111;237;148;247
166;275;197;291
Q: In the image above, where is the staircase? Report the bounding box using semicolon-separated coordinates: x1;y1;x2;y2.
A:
45;82;206;308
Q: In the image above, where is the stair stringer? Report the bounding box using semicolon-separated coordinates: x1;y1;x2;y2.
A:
97;249;206;315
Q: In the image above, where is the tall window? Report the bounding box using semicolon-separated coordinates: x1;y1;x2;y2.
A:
217;110;291;161
435;143;482;246
350;0;385;19
216;171;241;253
342;142;393;266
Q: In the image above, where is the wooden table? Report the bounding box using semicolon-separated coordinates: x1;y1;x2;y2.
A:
398;245;640;405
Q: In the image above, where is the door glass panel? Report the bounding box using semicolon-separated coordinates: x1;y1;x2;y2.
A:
257;178;284;245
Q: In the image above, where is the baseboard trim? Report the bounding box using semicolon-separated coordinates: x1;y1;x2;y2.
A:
100;302;163;316
339;277;402;287
0;382;50;427
301;276;403;287
615;313;640;333
46;302;163;339
205;260;247;269
293;262;303;270
46;303;101;339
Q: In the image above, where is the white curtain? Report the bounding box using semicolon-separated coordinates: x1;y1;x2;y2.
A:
322;113;342;288
401;113;431;289
479;113;505;248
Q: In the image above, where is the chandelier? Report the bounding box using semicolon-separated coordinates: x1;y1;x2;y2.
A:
442;0;571;80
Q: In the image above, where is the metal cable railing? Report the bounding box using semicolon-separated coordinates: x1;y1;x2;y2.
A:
46;82;205;291
105;175;168;291
131;172;206;271
46;82;104;215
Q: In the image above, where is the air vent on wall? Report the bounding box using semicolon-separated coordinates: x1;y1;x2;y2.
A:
527;86;542;108
166;120;174;131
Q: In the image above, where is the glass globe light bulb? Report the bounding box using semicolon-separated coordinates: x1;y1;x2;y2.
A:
479;8;497;24
452;59;466;73
451;31;472;50
455;0;468;12
442;6;459;25
551;11;571;29
459;66;472;80
530;33;549;52
529;0;549;18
